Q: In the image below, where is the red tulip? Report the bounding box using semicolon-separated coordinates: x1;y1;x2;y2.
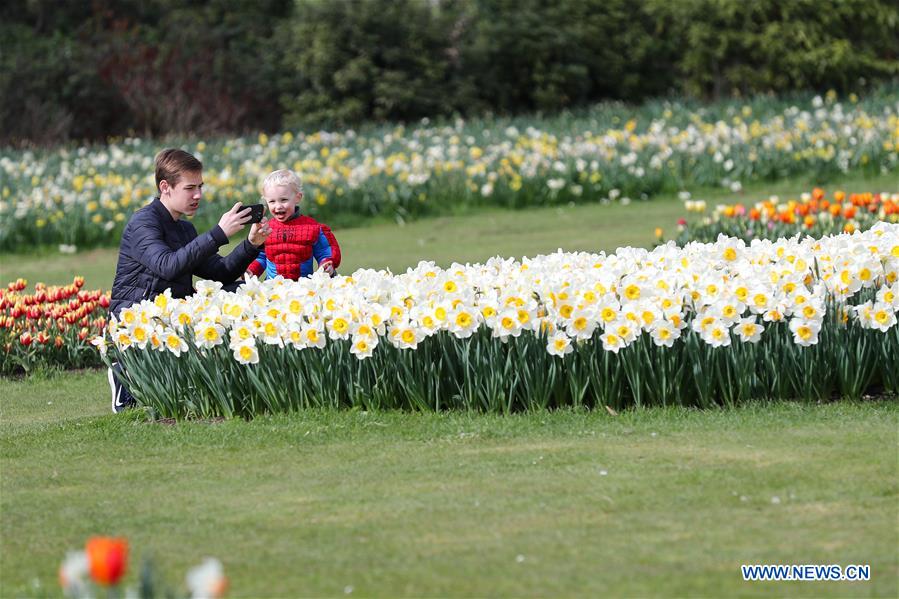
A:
19;332;33;346
99;295;110;309
85;537;128;586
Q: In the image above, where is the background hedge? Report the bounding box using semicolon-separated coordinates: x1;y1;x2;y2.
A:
2;0;897;145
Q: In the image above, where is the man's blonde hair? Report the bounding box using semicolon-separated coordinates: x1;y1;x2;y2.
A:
262;169;303;196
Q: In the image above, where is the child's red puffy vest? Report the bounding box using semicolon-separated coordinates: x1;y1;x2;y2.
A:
263;215;341;280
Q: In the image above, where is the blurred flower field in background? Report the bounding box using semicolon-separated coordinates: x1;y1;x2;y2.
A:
671;187;899;244
2;88;897;251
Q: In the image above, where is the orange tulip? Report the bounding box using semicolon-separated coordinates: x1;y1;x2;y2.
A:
834;190;845;202
843;206;856;219
804;215;816;228
85;537;128;586
812;187;824;201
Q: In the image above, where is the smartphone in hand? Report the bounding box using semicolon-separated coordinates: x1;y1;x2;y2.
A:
244;204;265;224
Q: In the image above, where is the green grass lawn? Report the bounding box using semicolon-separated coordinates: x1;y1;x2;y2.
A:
1;372;897;597
2;171;898;597
3;171;896;289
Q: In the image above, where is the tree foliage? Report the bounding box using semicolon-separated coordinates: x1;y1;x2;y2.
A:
1;0;896;144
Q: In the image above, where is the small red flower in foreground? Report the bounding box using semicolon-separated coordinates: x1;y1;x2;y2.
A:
85;536;128;586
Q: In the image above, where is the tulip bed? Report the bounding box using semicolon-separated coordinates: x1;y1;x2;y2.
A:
673;187;899;244
0;277;109;375
2;89;897;251
97;224;899;419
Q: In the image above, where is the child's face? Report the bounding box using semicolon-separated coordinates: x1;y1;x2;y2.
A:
262;184;301;223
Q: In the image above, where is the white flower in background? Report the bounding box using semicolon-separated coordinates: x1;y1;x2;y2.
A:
350;335;377;359
600;331;624;353
449;307;479;338
649;321;679;347
789;318;821;346
327;312;353;340
302;324;327;349
735;317;763;343
546;332;573;357
195;323;225;349
90;335;109;356
186;557;228;599
391;324;421;349
232;340;259;365
869;302;896;332
194;280;223;297
701;320;732;347
59;551;89;597
163;328;189;356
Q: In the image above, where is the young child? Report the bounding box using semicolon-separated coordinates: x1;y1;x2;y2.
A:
246;169;341;280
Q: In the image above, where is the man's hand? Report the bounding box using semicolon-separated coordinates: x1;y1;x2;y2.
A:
218;202;254;238
319;260;336;276
248;217;271;247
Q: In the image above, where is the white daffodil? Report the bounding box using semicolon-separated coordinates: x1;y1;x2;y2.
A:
232;340;259;365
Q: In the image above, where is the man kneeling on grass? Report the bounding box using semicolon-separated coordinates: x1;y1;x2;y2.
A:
107;148;271;413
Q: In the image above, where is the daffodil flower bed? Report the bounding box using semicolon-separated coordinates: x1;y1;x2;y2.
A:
3;89;898;250
96;224;899;418
672;187;899;244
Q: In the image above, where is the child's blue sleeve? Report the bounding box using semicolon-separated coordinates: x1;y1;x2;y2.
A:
248;249;268;277
313;229;333;264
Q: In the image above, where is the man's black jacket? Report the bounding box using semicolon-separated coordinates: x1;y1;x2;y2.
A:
110;197;260;316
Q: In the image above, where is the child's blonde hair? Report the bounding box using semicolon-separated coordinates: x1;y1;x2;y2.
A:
262;169;303;196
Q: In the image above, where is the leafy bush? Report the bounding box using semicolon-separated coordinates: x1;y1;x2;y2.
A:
1;0;896;144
